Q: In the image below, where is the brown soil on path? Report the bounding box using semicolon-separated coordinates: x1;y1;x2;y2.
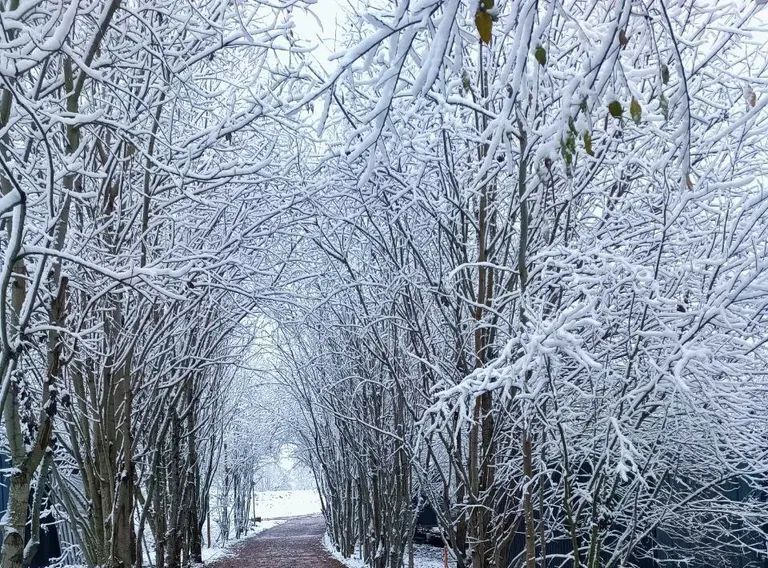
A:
208;515;347;568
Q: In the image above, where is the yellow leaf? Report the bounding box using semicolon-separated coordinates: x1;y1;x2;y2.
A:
475;11;492;44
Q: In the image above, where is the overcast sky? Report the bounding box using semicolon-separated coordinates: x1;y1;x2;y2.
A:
292;0;347;70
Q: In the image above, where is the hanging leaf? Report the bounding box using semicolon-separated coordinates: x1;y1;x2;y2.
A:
560;132;576;176
565;131;576;153
744;85;757;108
583;131;594;156
659;93;669;120
475;11;492;44
560;145;573;177
534;45;547;66
461;71;471;94
630;97;642;124
608;100;623;119
661;64;670;85
619;29;629;48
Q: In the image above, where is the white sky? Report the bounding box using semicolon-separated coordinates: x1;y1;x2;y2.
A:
291;0;347;70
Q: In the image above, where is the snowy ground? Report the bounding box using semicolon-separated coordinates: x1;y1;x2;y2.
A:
409;545;457;568
323;535;457;568
251;489;322;519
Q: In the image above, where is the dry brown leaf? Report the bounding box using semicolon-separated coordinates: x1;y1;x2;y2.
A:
475;11;492;44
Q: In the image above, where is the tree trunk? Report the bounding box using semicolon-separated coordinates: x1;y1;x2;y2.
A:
523;433;536;568
166;412;182;568
1;473;31;568
109;362;134;568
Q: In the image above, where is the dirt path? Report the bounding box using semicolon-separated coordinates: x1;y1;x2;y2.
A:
208;515;347;568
